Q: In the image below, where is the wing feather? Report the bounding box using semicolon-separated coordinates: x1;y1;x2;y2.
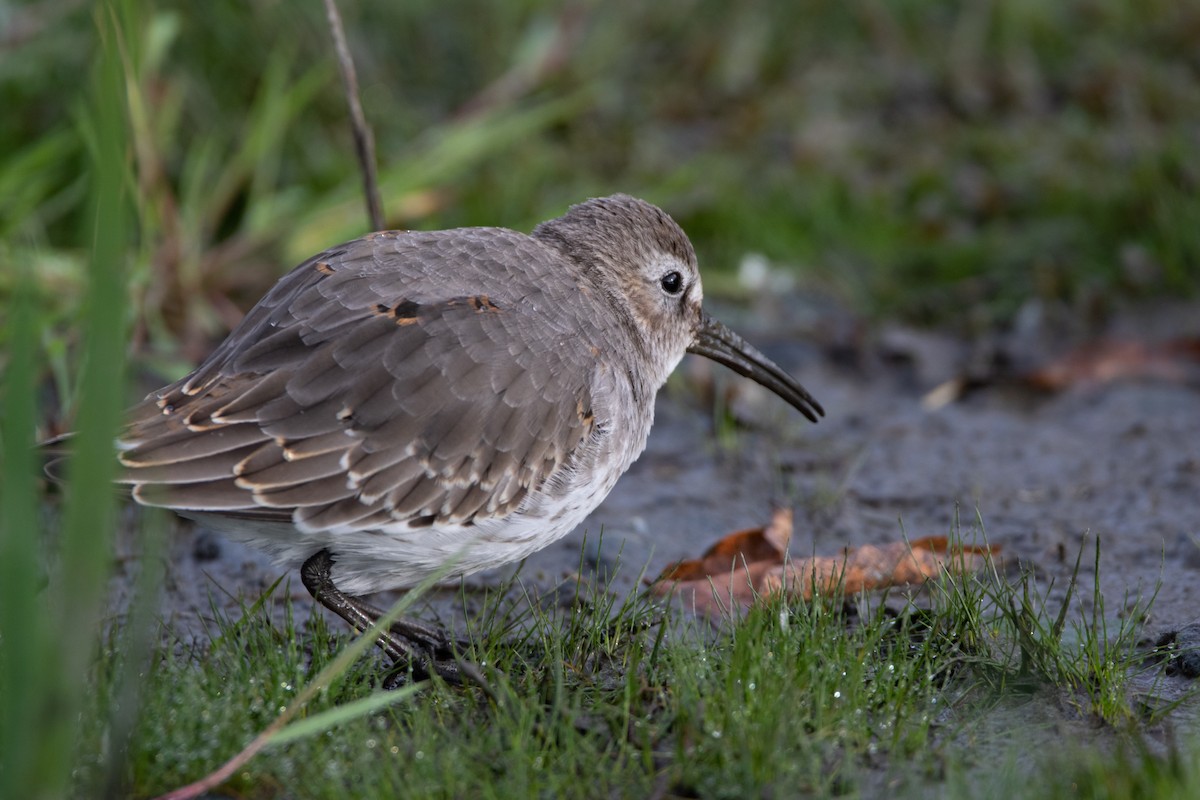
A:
118;230;604;532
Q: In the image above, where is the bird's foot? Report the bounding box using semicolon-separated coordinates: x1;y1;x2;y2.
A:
301;549;497;698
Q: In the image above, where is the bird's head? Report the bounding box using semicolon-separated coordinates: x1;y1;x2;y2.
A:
534;194;823;422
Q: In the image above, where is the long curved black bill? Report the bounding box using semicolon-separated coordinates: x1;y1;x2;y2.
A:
687;313;824;423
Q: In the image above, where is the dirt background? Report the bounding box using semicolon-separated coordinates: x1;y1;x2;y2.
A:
115;293;1200;747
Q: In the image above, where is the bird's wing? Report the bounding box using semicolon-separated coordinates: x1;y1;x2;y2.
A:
118;232;601;533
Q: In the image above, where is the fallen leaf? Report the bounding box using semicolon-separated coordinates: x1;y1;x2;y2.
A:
770;537;992;599
1025;338;1200;391
656;508;792;583
650;511;996;617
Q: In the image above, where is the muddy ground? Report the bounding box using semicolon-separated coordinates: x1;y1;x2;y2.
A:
113;292;1200;758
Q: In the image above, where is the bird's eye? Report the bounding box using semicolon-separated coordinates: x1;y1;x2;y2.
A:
660;270;684;295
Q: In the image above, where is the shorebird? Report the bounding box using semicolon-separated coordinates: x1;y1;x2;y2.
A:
87;195;823;681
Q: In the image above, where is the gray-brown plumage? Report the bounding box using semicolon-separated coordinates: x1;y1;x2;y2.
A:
88;194;822;682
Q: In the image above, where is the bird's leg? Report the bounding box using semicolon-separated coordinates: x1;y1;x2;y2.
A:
299;549;476;688
342;594;472;655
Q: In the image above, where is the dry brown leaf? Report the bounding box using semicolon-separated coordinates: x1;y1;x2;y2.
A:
1026;338;1200;391
655;507;792;583
650;511;996;617
770;537;992;600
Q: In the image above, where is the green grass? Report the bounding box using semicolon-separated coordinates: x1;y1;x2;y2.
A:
40;524;1193;799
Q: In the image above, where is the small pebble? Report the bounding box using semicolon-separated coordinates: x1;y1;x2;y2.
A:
1155;622;1200;679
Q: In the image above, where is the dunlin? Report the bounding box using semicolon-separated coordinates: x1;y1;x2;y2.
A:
108;195;823;680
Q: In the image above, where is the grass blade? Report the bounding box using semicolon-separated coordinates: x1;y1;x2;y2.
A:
0;230;45;800
265;683;424;747
41;2;135;796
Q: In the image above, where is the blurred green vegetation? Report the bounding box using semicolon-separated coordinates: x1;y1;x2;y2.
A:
3;4;137;797
4;0;1200;418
